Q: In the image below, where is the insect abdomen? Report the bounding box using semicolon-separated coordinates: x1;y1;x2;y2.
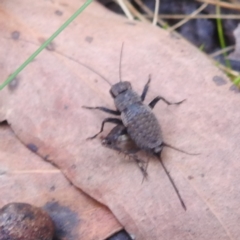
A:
122;104;163;150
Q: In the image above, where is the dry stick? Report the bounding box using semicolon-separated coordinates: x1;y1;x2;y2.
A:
133;0;201;48
116;0;134;20
205;49;239;78
216;63;239;77
134;0;166;27
124;0;150;23
210;46;235;58
132;0;237;80
158;14;240;19
152;0;160;26
196;0;240;11
169;3;208;31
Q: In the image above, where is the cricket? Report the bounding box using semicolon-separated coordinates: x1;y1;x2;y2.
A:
83;43;195;210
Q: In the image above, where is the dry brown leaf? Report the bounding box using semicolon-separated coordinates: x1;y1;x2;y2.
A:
0;124;121;239
1;0;240;239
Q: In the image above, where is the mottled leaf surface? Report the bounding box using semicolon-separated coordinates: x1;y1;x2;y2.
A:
0;0;240;239
0;124;121;240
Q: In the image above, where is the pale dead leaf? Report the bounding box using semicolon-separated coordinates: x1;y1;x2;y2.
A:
0;124;121;239
1;0;240;239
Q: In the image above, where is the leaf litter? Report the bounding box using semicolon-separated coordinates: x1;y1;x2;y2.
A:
1;0;240;239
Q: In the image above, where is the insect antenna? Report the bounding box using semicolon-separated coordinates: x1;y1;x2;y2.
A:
119;42;124;82
156;154;186;211
76;60;112;86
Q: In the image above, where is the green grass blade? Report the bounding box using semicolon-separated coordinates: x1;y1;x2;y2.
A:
199;44;205;51
0;0;93;91
233;76;240;85
216;4;231;69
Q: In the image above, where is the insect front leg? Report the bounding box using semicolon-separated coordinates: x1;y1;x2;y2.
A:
82;106;120;115
141;75;151;101
87;118;122;140
148;96;186;109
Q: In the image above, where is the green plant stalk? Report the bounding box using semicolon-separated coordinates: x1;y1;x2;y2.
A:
216;4;231;69
0;0;93;91
233;76;240;85
199;44;205;51
162;23;169;29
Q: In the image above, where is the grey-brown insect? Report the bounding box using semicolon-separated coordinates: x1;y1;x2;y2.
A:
101;124;189;210
83;43;193;210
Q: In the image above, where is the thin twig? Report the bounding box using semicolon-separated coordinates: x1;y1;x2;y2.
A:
157;14;240;19
124;0;150;22
210;46;235;58
116;0;134;20
199;48;239;77
133;0;198;47
169;3;208;31
217;63;239;77
196;0;240;11
134;0;166;27
153;0;160;26
121;0;238;80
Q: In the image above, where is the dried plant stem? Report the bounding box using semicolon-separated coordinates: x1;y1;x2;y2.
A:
210;46;235;58
116;0;134;20
152;0;160;26
133;0;166;27
217;63;238;77
158;14;240;19
124;0;150;23
196;0;240;11
169;3;208;31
